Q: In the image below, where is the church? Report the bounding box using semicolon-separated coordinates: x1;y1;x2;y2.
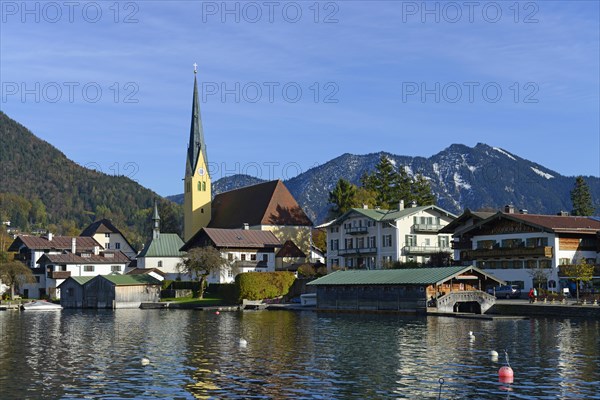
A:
180;67;313;282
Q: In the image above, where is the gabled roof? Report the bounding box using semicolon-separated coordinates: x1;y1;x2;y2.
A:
98;274;161;286
308;266;504;286
137;233;185;258
181;228;281;251
127;268;167;277
208;180;312;229
80;219;136;251
57;276;94;288
8;235;101;252
331;205;457;225
439;209;495;234
276;240;306;258
461;212;600;236
37;251;131;265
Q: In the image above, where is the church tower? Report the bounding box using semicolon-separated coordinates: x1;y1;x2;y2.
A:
184;65;211;241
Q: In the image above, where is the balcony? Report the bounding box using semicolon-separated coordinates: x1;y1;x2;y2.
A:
460;246;553;261
338;247;378;256
48;271;71;279
403;246;451;255
345;226;369;235
412;223;443;232
452;239;473;250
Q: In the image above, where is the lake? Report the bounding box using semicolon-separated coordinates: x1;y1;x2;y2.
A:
1;309;599;399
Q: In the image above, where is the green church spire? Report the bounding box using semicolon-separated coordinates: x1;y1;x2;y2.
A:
186;64;209;178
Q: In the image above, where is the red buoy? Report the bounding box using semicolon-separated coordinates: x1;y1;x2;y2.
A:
498;366;514;384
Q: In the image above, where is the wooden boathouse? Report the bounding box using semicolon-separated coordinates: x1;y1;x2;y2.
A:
307;266;504;314
58;275;161;309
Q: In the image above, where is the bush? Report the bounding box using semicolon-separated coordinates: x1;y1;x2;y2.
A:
236;272;296;302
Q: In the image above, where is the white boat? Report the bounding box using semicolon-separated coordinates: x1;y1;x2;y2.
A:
21;301;63;311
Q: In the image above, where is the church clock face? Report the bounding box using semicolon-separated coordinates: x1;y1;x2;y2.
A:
197;167;205;176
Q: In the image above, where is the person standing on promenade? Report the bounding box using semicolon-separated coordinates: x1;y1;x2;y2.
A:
528;288;535;303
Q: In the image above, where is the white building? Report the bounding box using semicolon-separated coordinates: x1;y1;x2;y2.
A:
80;219;137;258
324;202;457;270
136;202;186;280
448;208;600;292
180;227;281;283
33;250;131;299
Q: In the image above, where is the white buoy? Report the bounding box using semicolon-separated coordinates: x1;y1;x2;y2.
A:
239;338;247;347
468;331;475;340
141;357;150;366
489;350;498;357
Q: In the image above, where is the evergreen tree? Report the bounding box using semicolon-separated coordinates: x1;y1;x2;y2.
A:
370;155;399;208
570;176;594;216
411;174;436;206
395;166;412;205
328;178;357;217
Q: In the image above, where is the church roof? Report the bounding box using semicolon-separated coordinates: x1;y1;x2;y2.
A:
181;228;281;251
208;180;313;229
185;74;209;177
137;233;185;258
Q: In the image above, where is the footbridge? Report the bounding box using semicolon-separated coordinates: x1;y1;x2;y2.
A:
435;290;497;314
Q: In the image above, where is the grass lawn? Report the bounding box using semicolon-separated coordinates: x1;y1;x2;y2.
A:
160;296;227;307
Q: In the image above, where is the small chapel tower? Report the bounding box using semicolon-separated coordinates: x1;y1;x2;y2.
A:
183;64;211;241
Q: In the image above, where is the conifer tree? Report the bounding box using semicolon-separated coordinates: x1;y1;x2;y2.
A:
411;174;436;206
371;155;398;208
570;176;594;216
328;178;357;217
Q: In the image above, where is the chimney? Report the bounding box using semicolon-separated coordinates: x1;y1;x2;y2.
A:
47;232;53;241
242;223;249;230
519;209;528;214
557;211;570;217
362;204;368;209
410;200;417;208
71;237;76;253
504;204;515;214
399;200;404;211
93;246;100;255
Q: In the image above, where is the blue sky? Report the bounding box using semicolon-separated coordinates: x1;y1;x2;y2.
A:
1;1;599;196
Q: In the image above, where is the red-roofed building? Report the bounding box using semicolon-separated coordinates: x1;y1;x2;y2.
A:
448;207;600;293
181;227;281;283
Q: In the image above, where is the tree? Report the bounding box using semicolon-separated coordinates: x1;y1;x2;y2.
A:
328;178;357;217
570;176;594;216
411;174;436;206
178;246;228;298
0;261;35;299
311;229;326;254
369;155;399;208
527;265;551;292
560;258;594;302
353;187;377;209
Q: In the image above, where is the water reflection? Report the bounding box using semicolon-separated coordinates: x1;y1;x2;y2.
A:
1;310;599;399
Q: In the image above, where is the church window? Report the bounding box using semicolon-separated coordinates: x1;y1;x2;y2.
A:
197;181;202;191
158;261;163;268
202;181;206;191
201;208;204;213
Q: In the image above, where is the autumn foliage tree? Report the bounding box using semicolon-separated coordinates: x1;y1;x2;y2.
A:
178;246;228;298
0;260;35;299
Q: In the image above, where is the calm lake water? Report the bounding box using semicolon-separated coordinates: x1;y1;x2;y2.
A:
0;309;599;399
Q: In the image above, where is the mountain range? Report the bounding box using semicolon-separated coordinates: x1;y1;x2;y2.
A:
1;111;598;245
170;144;600;224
